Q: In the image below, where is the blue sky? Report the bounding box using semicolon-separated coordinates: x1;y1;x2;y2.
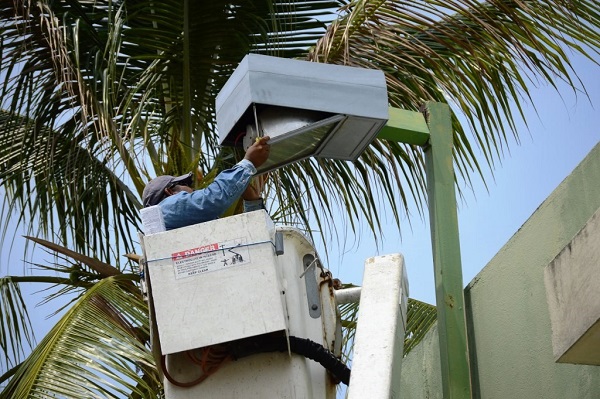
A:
317;50;600;305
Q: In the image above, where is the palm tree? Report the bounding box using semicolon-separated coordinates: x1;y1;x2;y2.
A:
1;0;598;397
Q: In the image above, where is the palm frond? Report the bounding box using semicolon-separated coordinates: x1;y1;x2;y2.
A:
339;299;359;365
301;0;600;233
0;237;131;387
120;0;343;175
0;110;141;264
269;134;427;253
0;275;160;399
0;0;342;262
403;298;437;356
24;236;120;279
339;296;437;367
0;277;35;378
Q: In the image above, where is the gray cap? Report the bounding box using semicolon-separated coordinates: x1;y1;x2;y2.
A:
142;172;193;207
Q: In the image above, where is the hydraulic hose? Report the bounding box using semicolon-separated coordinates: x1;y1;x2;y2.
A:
287;336;351;385
228;333;351;385
161;333;352;388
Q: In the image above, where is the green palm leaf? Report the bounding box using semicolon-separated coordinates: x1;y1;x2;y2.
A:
0;110;141;263
340;294;437;363
0;0;343;259
0;277;35;379
0;275;160;399
3;0;599;254
403;298;437;356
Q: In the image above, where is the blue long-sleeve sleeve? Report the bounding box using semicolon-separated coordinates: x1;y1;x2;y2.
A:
159;160;256;230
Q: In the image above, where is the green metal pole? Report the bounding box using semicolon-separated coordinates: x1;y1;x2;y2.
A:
377;104;472;397
423;102;472;398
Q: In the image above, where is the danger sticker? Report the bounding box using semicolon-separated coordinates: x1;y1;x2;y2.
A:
171;238;251;280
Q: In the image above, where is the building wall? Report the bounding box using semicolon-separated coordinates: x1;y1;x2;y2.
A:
399;142;600;398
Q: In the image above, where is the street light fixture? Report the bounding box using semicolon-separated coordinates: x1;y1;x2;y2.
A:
216;54;389;173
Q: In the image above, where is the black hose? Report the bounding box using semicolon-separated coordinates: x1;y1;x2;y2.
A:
227;333;351;385
287;336;351;385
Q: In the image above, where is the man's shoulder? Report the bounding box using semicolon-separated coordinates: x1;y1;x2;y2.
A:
159;192;189;207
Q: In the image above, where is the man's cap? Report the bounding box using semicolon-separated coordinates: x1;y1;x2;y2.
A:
142;172;193;207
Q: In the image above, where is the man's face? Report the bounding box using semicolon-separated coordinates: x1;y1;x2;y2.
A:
165;183;193;197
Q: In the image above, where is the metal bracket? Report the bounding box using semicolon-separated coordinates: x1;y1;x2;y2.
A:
302;254;321;319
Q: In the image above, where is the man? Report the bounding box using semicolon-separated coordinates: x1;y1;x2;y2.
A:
142;136;271;230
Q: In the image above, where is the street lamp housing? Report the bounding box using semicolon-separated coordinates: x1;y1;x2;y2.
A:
216;54;389;173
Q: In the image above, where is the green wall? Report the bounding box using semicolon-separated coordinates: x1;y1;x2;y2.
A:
400;142;600;398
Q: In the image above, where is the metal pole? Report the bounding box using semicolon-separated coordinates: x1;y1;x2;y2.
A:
377;104;472;397
423;101;472;398
334;287;362;305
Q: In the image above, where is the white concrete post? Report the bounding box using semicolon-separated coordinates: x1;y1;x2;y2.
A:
347;254;408;399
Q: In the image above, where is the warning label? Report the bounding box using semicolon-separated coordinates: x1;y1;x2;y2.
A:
171;238;251;280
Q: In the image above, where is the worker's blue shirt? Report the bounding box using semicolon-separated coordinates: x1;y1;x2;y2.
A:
159;159;263;230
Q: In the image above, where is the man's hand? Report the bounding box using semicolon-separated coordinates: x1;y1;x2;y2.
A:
244;136;271;168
